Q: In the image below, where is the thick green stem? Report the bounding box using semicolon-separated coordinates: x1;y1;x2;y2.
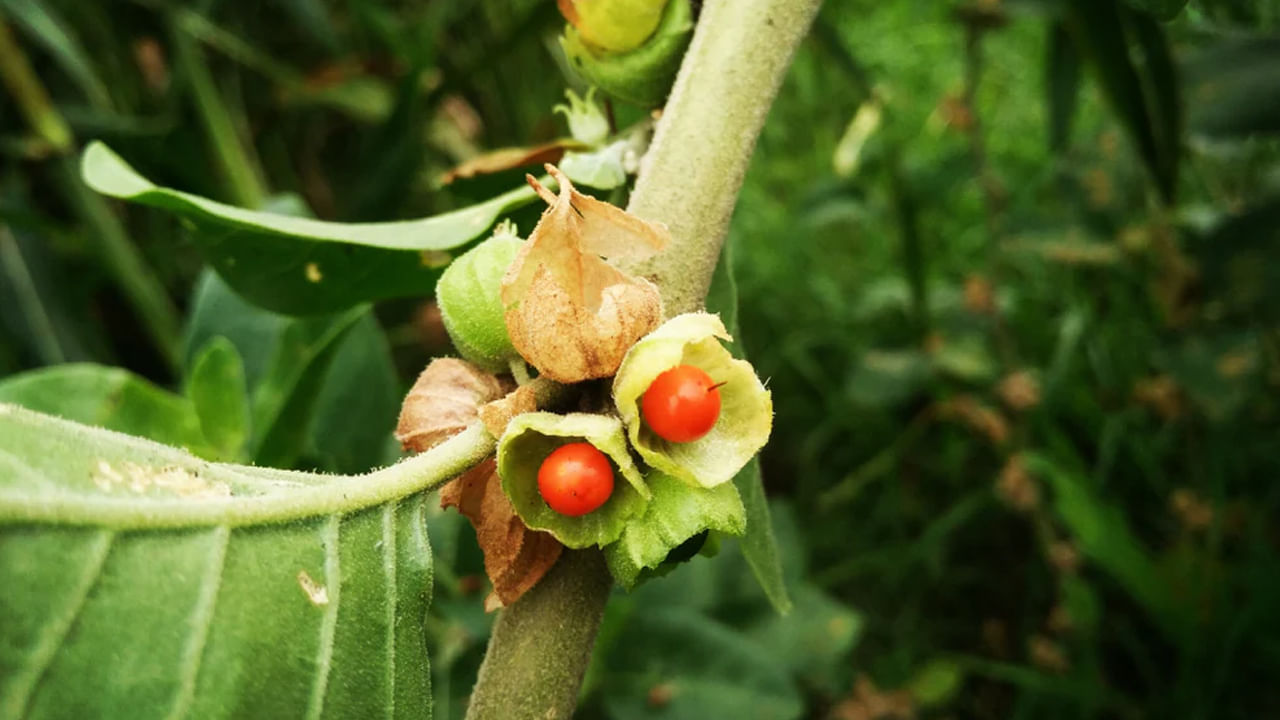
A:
463;1;820;718
464;549;612;720
620;0;824;316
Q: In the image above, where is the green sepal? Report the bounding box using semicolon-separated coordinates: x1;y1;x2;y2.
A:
437;227;523;372
497;411;649;549
612;312;773;488
560;0;693;107
604;471;746;589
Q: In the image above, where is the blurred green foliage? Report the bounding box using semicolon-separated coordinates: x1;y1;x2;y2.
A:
2;0;1279;718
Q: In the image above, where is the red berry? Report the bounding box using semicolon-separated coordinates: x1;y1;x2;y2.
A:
641;364;722;443
537;442;615;517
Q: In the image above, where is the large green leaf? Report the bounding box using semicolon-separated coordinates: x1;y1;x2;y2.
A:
0;364;212;456
80;142;541;315
0;404;495;719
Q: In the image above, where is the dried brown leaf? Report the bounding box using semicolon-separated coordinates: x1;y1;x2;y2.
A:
396;358;506;452
501;165;667;383
440;458;563;609
478;384;538;439
439;140;585;184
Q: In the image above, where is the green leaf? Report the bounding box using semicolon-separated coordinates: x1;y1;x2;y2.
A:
705;241;791;614
1046;21;1081;152
908;659;964;707
497;412;649;549
604;471;746;589
1067;0;1181;202
0;403;495;718
0;0;112;109
847;348;931;408
1119;0;1187;21
1187;199;1280;322
186;337;250;462
1184;37;1280;138
249;308;366;469
306;313;401;473
733;458;792;614
0;364;211;456
742;584;862;694
1028;454;1186;640
80;142;541;315
597;608;803;720
182;271;371;470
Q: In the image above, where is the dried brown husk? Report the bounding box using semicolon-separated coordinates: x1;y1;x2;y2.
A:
440;458;563;609
396;358;507;452
501;165;667;383
478;384;538;439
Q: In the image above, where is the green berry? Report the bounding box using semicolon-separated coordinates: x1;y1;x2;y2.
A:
436;227;524;373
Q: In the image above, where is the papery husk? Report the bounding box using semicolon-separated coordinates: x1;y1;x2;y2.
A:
497;411;649;548
501;165;667;383
396;358;506;452
440;458;563;610
612;313;773;488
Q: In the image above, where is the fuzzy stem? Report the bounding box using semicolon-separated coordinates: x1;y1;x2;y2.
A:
619;0;824;316
463;1;821;718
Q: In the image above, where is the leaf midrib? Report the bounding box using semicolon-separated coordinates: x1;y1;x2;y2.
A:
0;405;493;529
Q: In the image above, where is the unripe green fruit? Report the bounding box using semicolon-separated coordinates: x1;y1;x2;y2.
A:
436;232;523;373
561;0;693;107
560;0;669;53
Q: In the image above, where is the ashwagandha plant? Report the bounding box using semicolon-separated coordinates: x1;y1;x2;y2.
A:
0;1;821;718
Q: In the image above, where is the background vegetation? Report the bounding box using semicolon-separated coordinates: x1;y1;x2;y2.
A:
1;0;1278;718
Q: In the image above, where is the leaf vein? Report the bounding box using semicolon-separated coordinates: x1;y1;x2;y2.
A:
383;503;397;720
306;515;342;720
4;529;114;718
166;524;230;720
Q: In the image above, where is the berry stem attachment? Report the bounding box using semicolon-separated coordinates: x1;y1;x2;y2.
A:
508;357;533;387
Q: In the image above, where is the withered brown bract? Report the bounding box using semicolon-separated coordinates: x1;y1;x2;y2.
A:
501;165;668;383
395;358;506;452
440;458;564;610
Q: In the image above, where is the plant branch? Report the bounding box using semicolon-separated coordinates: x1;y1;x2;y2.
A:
464;1;821;718
619;0;824;316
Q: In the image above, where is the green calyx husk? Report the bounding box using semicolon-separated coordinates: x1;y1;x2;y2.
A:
603;470;745;588
560;0;693;107
612;312;773;488
498;411;649;549
437;225;524;372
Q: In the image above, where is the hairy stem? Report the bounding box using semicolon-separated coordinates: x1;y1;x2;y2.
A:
619;0;824;316
463;1;821;718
